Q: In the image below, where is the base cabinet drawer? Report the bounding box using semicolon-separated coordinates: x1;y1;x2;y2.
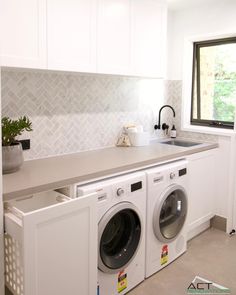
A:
4;190;97;295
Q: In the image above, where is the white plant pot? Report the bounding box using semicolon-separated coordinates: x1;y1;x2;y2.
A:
2;143;24;174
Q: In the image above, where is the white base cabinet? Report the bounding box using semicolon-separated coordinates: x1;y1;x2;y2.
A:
187;150;217;239
4;191;97;295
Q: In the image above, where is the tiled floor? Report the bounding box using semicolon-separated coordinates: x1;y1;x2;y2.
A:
5;228;236;295
129;228;236;295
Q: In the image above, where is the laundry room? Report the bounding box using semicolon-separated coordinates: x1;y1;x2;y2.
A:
0;0;236;294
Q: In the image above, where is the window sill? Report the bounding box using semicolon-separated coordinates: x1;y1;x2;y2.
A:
182;124;236;137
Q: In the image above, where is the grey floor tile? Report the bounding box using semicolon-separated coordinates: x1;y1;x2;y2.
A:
5;228;236;295
129;228;236;295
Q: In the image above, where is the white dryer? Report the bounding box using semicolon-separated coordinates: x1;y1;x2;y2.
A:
76;171;146;295
145;160;188;278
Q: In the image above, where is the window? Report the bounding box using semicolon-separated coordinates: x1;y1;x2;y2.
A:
191;37;236;129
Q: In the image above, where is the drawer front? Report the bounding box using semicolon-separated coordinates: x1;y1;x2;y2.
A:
5;193;97;295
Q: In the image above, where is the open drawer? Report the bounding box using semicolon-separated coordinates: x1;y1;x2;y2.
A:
4;190;98;295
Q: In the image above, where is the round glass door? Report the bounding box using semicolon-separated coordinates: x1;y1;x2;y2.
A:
153;185;187;243
98;202;142;273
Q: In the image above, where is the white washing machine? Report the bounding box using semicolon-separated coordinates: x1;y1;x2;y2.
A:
145;160;188;278
76;171;146;295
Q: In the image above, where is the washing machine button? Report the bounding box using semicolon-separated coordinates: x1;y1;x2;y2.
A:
170;172;176;179
117;188;125;196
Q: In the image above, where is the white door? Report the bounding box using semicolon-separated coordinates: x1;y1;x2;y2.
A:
231;135;236;232
0;0;47;69
131;0;167;78
5;193;97;295
97;0;132;75
233;186;236;232
47;0;97;72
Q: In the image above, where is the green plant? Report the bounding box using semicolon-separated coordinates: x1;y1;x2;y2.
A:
2;116;33;146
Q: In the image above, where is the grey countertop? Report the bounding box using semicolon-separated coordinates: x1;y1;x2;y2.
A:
3;139;218;201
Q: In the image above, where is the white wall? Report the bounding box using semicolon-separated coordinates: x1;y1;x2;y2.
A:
167;0;236;80
0;68;4;294
167;0;236;227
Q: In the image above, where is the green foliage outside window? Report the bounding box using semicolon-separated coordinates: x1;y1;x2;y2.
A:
214;62;236;122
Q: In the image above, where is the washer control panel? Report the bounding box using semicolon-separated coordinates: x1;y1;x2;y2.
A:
179;168;187;177
170;172;176;179
131;181;142;192
116;188;125;197
116;180;143;197
170;167;187;180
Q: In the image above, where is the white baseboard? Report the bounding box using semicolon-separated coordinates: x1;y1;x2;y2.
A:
187;220;210;241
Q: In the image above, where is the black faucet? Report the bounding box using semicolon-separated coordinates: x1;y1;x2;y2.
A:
154;105;176;131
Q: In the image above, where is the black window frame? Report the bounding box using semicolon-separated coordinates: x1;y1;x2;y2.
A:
191;37;236;129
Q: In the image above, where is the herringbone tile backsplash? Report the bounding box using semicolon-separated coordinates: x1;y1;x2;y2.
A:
1;69;216;160
2;68;167;160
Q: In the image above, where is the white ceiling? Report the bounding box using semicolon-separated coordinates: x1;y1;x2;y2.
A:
167;0;215;11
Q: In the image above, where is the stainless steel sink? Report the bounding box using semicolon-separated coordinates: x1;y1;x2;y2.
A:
160;139;202;147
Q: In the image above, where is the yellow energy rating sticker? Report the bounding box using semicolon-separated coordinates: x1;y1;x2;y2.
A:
161;244;169;265
117;270;127;293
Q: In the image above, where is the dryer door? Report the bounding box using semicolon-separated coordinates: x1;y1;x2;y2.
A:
98;202;142;274
153;184;187;243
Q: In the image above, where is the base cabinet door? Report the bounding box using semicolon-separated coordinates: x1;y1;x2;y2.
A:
0;0;47;69
4;191;97;295
187;150;217;238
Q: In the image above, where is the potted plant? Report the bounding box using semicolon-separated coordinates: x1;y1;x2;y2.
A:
2;116;33;174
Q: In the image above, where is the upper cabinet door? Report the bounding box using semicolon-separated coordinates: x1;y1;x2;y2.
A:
47;0;97;72
0;0;167;76
131;0;167;78
0;0;47;69
97;0;132;75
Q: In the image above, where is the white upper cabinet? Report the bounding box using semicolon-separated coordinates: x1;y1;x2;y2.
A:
0;0;47;69
47;0;97;72
0;0;167;77
131;0;167;78
97;0;167;77
97;0;132;75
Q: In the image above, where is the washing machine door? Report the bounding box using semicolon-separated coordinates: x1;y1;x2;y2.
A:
98;202;142;274
153;184;187;243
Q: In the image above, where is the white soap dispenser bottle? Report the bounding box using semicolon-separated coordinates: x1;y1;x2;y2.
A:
170;125;176;138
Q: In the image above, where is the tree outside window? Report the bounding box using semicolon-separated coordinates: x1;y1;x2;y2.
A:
191;37;236;129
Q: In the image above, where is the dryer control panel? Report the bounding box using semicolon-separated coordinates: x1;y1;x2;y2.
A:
146;159;188;187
